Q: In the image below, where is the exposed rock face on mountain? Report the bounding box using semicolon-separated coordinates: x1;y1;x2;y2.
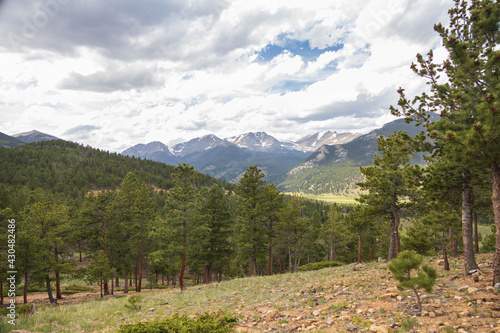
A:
226;132;296;153
288;118;426;173
279;118;428;195
122;141;179;165
294;131;361;152
12;130;59;143
171;134;228;157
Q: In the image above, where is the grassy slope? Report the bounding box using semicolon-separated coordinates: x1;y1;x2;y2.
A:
3;253;498;333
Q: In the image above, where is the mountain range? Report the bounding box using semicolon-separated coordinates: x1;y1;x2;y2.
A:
0;118;426;195
121;131;361;183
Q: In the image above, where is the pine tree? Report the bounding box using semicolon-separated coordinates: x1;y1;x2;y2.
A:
390;0;500;282
165;163;198;291
388;250;437;312
192;184;234;283
109;172;154;293
235;166;267;276
357;131;420;259
20;201;69;304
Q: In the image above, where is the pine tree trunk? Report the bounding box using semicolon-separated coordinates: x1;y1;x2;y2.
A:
462;173;479;273
78;241;82;262
24;272;28;304
203;264;212;284
111;273;114;295
179;252;186;291
45;273;57;304
491;162;500;285
357;230;362;263
391;199;401;257
55;246;62;299
134;261;138;291
268;244;273;276
442;243;450;271
100;279;103;298
0;281;3;305
474;213;479;254
116;276;119;288
123;274;129;294
388;214;397;260
137;244;143;292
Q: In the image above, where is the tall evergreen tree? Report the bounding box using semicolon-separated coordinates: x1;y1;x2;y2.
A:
20;201;69;303
357;131;420;259
391;0;500;281
109;172;154;292
235;166;267;276
165;164;198;291
192;184;233;283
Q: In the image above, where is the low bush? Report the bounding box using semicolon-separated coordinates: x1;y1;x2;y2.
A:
62;284;94;294
118;311;238;333
298;261;342;272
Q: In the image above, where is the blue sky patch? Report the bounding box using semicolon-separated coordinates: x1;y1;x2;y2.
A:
256;34;343;63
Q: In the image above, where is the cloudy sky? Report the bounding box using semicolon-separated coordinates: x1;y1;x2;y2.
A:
0;0;451;152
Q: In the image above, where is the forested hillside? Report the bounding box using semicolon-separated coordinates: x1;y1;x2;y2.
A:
0;140;231;199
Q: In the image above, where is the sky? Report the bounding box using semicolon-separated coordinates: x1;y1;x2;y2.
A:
0;0;452;152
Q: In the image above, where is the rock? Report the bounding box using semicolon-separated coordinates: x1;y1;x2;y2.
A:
267;309;280;319
457;329;468;333
467;269;478;275
312;310;320;316
458;285;469;292
345;323;357;331
494;283;500;291
369;324;394;333
232;291;242;296
148;307;156;312
381;292;398;299
429;312;436;318
467;287;479;294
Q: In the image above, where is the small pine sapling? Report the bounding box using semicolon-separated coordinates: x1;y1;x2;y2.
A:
388;250;437;312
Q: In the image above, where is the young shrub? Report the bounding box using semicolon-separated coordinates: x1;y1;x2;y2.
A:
388;250;437;312
118;311;238;333
124;295;144;311
298;261;342;272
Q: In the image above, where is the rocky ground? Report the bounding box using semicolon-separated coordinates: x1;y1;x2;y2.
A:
230;254;499;333
7;253;500;333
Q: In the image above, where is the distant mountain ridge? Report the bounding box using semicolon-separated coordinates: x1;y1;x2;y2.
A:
0;132;25;148
278;118;429;195
0;130;59;148
121;130;360;183
12;130;59;143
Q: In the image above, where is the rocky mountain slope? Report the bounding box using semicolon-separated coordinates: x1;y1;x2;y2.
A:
278;118;428;195
12;130;60;143
10;253;499;332
122;130;358;184
294;131;360;152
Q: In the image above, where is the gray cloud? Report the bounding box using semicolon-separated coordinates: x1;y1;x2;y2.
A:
63;124;101;136
0;0;228;61
291;89;397;124
59;66;161;92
